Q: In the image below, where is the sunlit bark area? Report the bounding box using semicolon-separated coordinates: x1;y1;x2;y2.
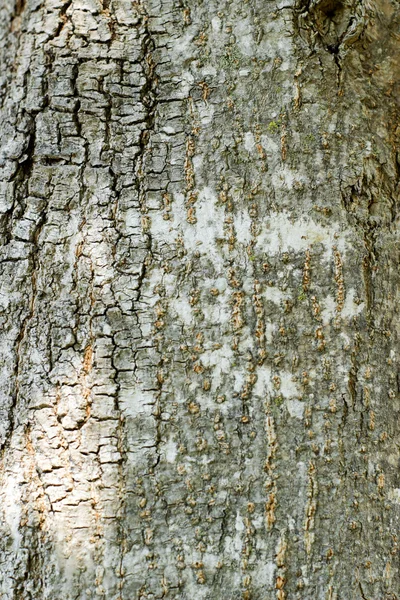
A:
0;0;400;598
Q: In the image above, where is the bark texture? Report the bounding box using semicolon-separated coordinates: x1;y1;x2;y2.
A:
0;0;400;598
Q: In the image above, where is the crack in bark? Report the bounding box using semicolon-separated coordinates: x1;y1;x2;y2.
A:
3;200;49;455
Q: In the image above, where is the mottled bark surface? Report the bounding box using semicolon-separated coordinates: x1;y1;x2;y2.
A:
0;0;399;598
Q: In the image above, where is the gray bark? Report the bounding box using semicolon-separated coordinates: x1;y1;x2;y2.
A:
0;0;399;598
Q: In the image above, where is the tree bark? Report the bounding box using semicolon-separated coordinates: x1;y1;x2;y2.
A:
0;0;399;598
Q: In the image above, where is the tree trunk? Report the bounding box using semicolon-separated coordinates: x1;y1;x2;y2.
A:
0;0;399;598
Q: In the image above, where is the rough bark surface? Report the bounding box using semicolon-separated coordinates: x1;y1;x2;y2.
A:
0;0;399;598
